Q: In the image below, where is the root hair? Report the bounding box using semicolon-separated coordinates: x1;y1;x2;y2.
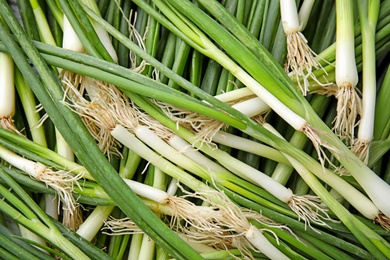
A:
333;85;362;144
288;194;336;231
375;213;390;231
351;139;371;165
285;32;329;95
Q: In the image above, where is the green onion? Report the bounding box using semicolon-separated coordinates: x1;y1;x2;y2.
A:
334;0;361;143
0;51;17;132
280;0;324;95
352;0;380;163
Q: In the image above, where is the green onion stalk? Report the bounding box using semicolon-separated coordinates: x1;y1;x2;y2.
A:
332;0;361;145
352;0;380;164
280;0;324;96
0;50;18;133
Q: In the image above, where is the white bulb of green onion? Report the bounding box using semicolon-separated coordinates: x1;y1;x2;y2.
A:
298;0;316;31
230;97;270;118
335;0;358;89
168;134;230;174
0;53;15;121
62;15;85;52
245;225;290;260
0;145;44;177
92;21;118;63
280;0;300;34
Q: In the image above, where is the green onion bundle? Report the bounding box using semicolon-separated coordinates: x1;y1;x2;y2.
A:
0;0;389;259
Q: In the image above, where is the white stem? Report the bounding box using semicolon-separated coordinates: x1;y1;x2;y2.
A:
298;0;316;31
76;206;115;241
54;120;74;220
81;0;118;63
0;145;44;177
45;194;59;219
212;131;290;165
0;52;15;118
62;15;85;52
134;126;213;179
168;135;229;174
245;225;289;260
19;225;48;253
123;178;170;203
92;21;118;63
357;173;390;217
231;97;270;118
153;167;167;191
83;76;101;100
280;0;300;33
213;87;254;103
55;129;74;161
128;234;143;260
138;234;155;260
357;8;377;142
166;178;179;196
358;87;375;141
335;0;358;88
176;234;217;254
209;147;294;203
234;70;307;131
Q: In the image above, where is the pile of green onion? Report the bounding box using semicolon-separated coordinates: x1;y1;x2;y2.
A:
0;0;389;259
